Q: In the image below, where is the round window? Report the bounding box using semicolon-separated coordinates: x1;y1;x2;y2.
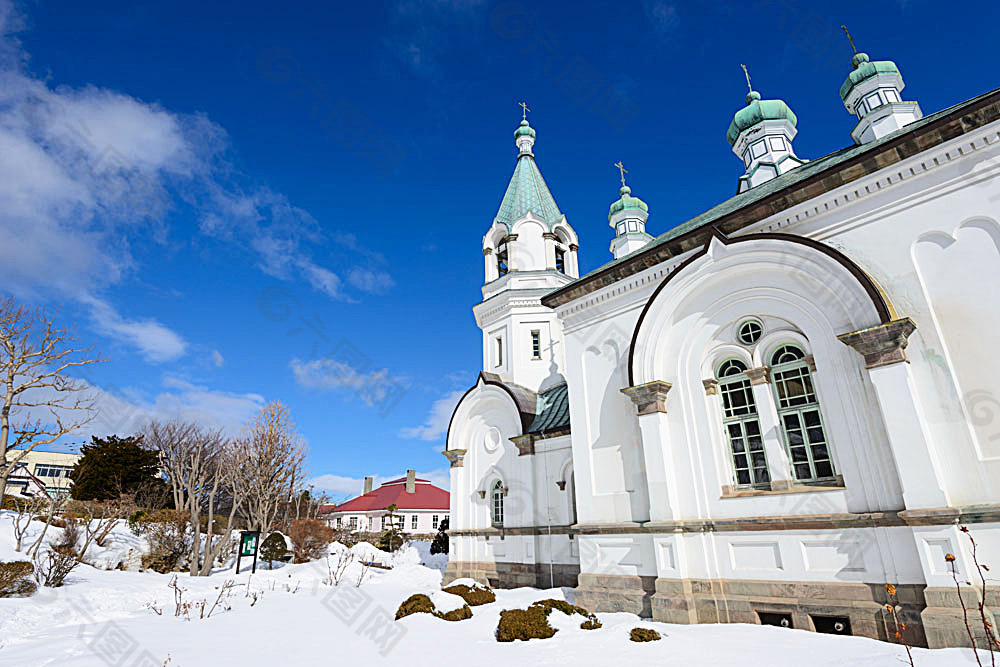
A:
737;319;763;345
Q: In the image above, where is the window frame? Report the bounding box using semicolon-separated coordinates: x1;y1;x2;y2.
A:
716;359;770;488
530;330;541;359
767;345;836;483
490;480;504;527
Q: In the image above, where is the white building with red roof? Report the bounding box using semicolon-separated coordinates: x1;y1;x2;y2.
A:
319;470;449;535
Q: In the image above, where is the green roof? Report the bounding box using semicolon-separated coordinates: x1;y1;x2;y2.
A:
514;119;536;139
726;91;797;146
494;153;563;229
527;383;570;434
608;185;648;220
840;53;902;102
563;88;999;285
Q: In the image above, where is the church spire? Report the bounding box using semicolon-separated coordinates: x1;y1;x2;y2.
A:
726;65;806;193
608;162;652;260
838;27;922;145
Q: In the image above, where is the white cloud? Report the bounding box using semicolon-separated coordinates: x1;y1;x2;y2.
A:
347;267;395;294
289;358;406;407
81;294;187;363
0;0;393;361
399;389;465;442
210;349;224;367
642;0;679;35
83;376;266;437
308;467;451;498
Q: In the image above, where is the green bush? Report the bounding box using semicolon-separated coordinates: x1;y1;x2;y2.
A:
259;532;288;569
629;628;661;642
495;598;601;642
443;583;495;606
0;561;36;597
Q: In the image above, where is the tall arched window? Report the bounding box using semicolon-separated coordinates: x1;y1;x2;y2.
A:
717;359;770;487
769;345;835;481
491;480;504;526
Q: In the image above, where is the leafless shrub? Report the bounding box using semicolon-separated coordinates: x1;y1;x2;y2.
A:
32;549;78;588
323;550;355;586
141;510;192;573
10;495;46;552
287;519;334;563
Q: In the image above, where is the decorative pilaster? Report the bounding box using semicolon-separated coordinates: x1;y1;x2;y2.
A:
622;380;676;521
620;381;672;415
839;317;947;508
837;318;916;368
442;449;467;468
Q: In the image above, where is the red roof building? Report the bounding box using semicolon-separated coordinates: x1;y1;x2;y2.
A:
319;470;449;534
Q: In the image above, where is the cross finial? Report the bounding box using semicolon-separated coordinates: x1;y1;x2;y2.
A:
740;64;753;93
841;25;858;54
614;160;628;188
518;101;530;121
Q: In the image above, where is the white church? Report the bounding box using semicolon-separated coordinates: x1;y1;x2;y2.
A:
442;45;1000;649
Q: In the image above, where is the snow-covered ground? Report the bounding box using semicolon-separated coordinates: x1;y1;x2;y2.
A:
0;511;987;665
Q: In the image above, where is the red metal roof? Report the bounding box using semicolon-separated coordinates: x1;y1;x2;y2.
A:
320;478;449;513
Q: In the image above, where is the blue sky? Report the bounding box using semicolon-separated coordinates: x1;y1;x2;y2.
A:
2;0;998;498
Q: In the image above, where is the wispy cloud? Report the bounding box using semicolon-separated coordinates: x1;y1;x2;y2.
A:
0;0;393;362
209;349;225;367
80;294;187;363
289;357;407;407
383;0;488;78
399;388;465;442
347;267;395;294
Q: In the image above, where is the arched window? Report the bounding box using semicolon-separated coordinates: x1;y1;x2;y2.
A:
491;480;504;526
717;359;770;488
769;345;835;481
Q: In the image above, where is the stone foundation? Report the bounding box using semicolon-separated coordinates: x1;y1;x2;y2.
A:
574;573;657;617
443;560;580;589
922;585;999;649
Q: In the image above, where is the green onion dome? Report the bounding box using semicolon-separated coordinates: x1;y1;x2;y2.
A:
839;52;902;102
608;185;649;220
514;119;536;139
726;90;797;147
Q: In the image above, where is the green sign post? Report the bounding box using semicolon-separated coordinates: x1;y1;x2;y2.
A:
236;530;260;574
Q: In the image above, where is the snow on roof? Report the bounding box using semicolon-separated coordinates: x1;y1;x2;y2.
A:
320;478;449;513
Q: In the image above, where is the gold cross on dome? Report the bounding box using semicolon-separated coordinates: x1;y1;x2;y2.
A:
614;160;628;188
518;101;530;120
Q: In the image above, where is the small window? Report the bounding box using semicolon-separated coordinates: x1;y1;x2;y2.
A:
616;222;625;235
531;330;541;359
495;337;503;367
336;517;342;529
865;91;883;111
628;219;638;232
743;149;751;166
771;344;804;366
883;88;900;103
751;140;766;158
491;480;504;526
768;136;785;151
737;319;763;345
717;358;749;378
381;515;386;529
432;514;439;529
349;516;358;530
555;247;566;273
411;515;418;530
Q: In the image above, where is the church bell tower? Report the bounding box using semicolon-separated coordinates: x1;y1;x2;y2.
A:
473;106;577;392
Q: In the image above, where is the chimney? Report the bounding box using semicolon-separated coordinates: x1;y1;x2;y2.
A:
363;476;374;495
405;469;416;494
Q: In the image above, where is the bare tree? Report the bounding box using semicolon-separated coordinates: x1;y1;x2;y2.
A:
0;297;102;495
230;402;305;533
143;420;238;576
